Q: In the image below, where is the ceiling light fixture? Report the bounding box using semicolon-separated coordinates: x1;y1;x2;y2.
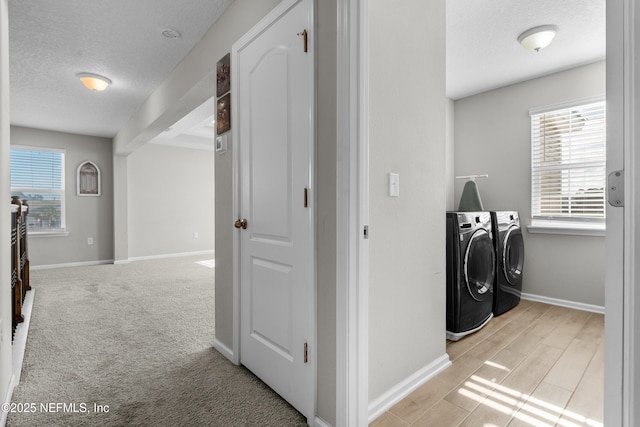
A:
77;72;112;91
517;25;559;52
161;28;181;39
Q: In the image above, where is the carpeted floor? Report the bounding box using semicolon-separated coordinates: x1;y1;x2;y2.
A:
7;256;306;426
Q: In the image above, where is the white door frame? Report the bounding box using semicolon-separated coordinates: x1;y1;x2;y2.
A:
605;0;639;425
230;0;317;415
336;0;369;425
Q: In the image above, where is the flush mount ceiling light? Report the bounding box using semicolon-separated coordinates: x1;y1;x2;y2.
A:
77;72;112;91
161;28;181;39
517;25;559;52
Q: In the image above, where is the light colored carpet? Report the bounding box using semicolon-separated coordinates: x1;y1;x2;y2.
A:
7;256;306;426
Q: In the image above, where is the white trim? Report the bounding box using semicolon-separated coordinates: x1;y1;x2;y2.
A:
212;338;236;363
12;289;34;384
521;292;605;314
367;354;451;424
127;250;214;263
1;290;34;427
313;416;333;427
336;0;369;425
30;251;215;270
526;222;606;236
30;259;115;270
605;0;635;425
622;0;638;424
528;94;606;116
0;374;16;427
28;231;70;238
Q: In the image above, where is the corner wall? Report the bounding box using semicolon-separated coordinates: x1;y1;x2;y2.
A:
368;0;448;402
10;126;114;268
453;61;606;306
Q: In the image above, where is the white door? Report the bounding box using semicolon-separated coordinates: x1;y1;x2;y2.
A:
233;0;315;421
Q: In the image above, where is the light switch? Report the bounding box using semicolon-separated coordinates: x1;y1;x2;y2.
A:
389;173;399;197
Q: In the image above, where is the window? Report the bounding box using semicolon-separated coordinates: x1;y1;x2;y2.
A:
10;147;66;234
529;97;606;234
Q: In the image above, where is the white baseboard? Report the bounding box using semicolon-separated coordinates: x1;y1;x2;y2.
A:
12;289;34;385
31;259;114;270
1;290;34;427
313;416;333;427
213;338;237;364
127;250;214;263
521;292;605;314
368;354;451;423
0;374;17;427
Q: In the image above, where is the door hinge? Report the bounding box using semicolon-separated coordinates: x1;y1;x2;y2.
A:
303;342;308;363
304;188;309;208
297;29;308;53
364;225;369;239
608;170;624;207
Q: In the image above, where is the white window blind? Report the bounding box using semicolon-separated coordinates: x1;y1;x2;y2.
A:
530;99;606;223
10;147;66;233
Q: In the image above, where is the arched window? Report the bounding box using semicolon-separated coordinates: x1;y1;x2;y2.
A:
77;161;101;196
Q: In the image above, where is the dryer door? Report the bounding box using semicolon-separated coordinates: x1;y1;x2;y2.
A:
503;226;524;286
464;228;495;301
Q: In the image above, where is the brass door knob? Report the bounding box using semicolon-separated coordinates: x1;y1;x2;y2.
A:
234;219;248;229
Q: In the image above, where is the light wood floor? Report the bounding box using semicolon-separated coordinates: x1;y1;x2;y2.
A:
370;300;604;427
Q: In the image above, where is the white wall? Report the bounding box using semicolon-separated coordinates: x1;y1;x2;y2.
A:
0;0;14;412
10;126;114;267
454;61;606;307
127;143;214;259
368;0;447;402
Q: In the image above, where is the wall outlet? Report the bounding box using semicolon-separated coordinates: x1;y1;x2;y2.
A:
193;232;199;239
87;237;94;245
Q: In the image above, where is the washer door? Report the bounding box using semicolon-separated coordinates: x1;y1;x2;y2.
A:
503;226;524;286
464;228;495;301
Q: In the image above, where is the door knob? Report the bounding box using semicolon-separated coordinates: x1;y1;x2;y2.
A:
234;219;248;229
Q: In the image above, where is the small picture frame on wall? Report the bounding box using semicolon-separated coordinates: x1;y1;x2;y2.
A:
217;93;231;134
77;161;101;196
216;53;231;97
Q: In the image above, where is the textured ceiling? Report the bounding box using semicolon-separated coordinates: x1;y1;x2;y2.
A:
9;0;233;138
8;0;606;146
447;0;606;100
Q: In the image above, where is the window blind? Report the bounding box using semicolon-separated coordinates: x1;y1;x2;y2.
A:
530;100;606;222
10;147;66;232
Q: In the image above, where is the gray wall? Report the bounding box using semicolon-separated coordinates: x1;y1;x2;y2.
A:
368;0;447;401
453;61;606;307
127;143;214;259
10;126;114;267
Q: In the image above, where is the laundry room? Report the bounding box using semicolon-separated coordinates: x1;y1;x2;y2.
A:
450;60;606;312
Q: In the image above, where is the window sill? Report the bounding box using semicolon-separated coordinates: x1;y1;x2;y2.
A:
527;221;605;237
29;231;69;238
